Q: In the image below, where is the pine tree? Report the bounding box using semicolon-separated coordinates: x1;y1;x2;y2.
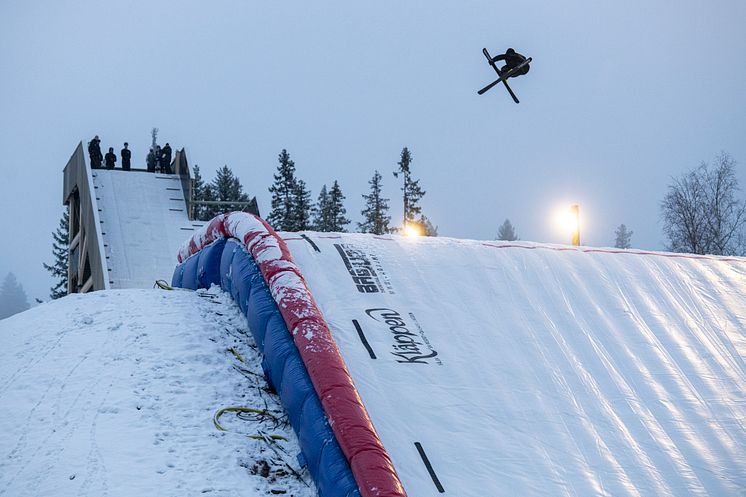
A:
0;272;30;319
267;149;298;231
201;182;216;219
202;165;251;219
359;170;392;235
393;147;426;228
191;164;208;220
213;165;250;205
419;215;438;237
293;179;313;231
327;180;350;232
43;210;69;299
313;185;331;231
496;219;518;241
614;224;633;249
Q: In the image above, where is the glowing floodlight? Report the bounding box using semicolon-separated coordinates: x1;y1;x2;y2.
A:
403;222;422;237
554;204;581;246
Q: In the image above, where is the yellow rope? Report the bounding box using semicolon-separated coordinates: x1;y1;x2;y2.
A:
228;347;246;363
212;407;288;441
154;280;174;290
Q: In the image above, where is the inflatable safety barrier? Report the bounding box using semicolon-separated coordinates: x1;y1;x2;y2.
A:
174;212;746;496
172;212;405;497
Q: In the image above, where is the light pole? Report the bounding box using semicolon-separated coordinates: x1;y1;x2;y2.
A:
570;204;580;246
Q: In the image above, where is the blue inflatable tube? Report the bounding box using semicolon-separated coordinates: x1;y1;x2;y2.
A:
173;238;360;497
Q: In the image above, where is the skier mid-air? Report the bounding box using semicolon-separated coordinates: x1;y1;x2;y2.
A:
491;48;530;77
478;47;532;103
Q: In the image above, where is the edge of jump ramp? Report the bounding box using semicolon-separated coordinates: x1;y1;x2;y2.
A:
171;212;406;497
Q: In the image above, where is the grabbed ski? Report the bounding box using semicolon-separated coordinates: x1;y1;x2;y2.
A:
478;47;532;103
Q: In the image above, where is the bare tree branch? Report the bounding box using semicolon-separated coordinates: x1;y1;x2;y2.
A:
661;152;746;255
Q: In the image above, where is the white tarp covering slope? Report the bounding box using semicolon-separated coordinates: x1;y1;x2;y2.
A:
282;233;746;497
0;288;315;497
92;170;204;288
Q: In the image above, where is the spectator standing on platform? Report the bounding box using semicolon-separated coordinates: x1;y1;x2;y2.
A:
88;135;102;169
161;143;172;174
146;148;156;172
154;145;162;172
104;147;117;169
121;142;131;171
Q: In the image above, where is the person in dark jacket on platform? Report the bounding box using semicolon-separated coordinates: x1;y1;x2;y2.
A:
88;135;103;169
154;145;162;172
161;143;172;174
121;142;131;171
104;147;117;169
146;148;156;172
490;48;530;78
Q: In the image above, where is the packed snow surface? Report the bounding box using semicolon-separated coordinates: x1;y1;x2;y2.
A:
92;169;204;289
0;288;315;497
283;233;746;497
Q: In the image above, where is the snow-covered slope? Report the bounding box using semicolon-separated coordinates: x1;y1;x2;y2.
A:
5;222;746;497
0;288;315;497
92;170;204;288
281;233;746;497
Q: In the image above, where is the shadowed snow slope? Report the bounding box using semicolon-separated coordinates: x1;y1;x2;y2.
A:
281;233;746;497
0;288;314;497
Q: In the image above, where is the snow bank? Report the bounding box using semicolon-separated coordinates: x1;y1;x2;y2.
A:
0;288;315;497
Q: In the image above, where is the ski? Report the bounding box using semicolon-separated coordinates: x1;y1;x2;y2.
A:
502;80;520;104
477;57;531;96
477;77;503;96
478;48;531;103
481;48;519;102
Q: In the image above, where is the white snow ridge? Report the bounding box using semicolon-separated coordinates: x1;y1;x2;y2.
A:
0;287;315;497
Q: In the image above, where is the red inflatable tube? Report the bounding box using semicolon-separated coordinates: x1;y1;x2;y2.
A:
177;212;407;497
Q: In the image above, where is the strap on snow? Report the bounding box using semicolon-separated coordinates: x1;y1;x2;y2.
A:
154;279;174;290
212;406;288;441
228;347;246;363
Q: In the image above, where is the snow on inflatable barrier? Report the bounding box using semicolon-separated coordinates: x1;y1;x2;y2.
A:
172;213;405;497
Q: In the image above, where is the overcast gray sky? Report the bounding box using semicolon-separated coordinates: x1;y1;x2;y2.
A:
1;0;745;301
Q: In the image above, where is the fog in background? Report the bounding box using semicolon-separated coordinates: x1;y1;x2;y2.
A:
1;0;745;301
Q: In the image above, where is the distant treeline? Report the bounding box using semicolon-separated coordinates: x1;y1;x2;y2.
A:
192;147;437;236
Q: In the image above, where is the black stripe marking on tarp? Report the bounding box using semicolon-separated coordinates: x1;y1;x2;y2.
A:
352;319;376;359
301;234;321;252
415;442;445;493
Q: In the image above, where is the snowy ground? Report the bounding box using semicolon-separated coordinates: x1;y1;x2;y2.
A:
0;287;315;497
4;231;746;497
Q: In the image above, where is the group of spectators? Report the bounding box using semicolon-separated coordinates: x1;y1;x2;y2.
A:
87;135;173;173
146;143;173;174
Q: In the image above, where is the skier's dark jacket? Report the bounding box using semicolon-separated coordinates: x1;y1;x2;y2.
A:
493;48;530;76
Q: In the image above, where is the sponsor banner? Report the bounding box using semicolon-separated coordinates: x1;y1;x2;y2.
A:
364;308;442;366
335;243;394;294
